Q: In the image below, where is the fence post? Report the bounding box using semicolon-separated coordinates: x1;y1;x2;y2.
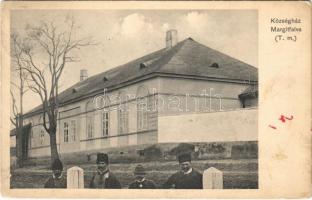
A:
67;166;84;188
203;167;223;189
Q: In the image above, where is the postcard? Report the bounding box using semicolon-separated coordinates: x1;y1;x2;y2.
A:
0;1;311;198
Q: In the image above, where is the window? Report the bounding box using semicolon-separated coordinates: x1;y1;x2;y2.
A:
102;111;109;136
87;116;94;138
64;122;69;142
86;100;94;139
137;86;149;131
137;97;148;131
70;120;76;141
117;91;129;135
40;129;45;145
118;107;128;135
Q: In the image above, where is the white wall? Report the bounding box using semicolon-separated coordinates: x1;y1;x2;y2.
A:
158;109;258;143
158;77;252;98
24;77;160;157
157;77;255;115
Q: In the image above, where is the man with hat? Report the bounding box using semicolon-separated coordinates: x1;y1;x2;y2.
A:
128;164;156;189
163;153;203;189
44;158;67;188
89;153;121;189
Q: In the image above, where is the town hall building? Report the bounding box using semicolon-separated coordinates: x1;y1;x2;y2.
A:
11;30;258;159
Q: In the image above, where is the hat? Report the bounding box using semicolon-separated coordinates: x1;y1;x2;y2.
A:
178;153;191;163
51;158;63;171
134;164;146;175
96;153;109;164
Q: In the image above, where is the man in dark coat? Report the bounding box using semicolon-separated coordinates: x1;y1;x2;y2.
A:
89;153;121;189
44;158;67;188
163;153;203;189
128;164;156;189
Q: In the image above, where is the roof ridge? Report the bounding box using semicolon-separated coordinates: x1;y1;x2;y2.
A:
154;37;198;72
23;37;258;117
25;40;190;116
61;38;193;92
74;38;191;88
57;47;167;95
186;38;257;69
149;38;193;72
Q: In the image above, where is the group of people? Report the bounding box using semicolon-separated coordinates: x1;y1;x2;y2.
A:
44;153;203;189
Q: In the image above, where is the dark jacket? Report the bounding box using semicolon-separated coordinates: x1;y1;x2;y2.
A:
163;169;203;189
128;179;156;189
44;176;67;188
89;171;121;189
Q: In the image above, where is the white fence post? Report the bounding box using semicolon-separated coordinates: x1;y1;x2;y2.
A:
203;167;223;189
67;166;84;188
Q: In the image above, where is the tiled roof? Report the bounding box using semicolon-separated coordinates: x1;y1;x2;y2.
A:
25;38;258;116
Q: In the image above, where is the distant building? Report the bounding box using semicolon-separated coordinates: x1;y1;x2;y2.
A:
10;30;258;159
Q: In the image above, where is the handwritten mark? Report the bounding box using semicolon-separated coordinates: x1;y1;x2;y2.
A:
279;114;293;123
269;114;294;130
269;125;277;129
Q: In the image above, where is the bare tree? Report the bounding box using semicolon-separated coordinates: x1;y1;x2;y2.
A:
12;18;94;163
11;34;29;125
10;34;30;166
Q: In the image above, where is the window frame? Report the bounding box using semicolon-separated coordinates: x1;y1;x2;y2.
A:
40;129;45;145
118;106;129;135
86;115;94;139
70;120;76;142
136;86;150;131
64;122;69;143
101;111;109;136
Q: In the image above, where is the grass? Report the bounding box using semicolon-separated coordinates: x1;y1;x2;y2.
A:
11;159;258;189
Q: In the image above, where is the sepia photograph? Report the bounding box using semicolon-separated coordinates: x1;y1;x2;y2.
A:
0;1;310;198
9;9;259;190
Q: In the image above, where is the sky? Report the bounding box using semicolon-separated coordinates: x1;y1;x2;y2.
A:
11;9;258;113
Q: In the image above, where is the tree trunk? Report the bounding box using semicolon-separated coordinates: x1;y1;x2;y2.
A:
16;114;23;167
49;127;60;163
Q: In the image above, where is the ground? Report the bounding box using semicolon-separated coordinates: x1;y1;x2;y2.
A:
11;159;258;189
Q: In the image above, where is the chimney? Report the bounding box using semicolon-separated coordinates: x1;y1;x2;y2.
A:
80;69;88;81
166;29;178;48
